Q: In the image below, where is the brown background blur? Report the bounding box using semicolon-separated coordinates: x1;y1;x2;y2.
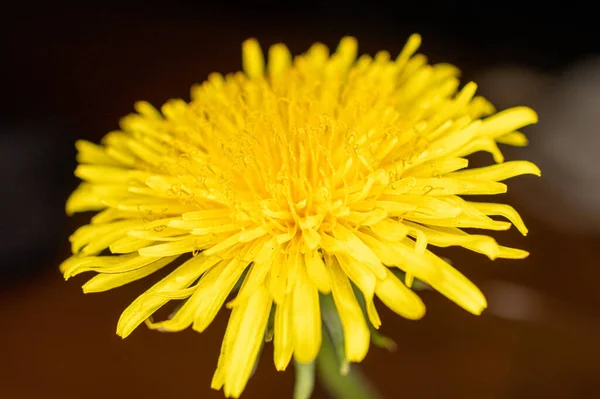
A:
1;2;599;398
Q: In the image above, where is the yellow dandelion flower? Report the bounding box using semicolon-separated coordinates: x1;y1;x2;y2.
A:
61;34;540;398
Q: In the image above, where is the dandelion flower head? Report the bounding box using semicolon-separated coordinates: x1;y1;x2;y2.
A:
61;34;540;398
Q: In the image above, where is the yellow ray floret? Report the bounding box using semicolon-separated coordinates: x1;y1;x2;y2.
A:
61;34;540;398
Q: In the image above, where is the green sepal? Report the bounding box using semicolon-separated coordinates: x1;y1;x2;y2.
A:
319;293;350;375
316;321;383;399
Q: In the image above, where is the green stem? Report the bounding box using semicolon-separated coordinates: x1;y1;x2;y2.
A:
294;360;316;399
316;326;383;399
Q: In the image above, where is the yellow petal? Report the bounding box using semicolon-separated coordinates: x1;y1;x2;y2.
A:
269;251;287;305
292;264;322;363
203;227;267;256
448;160;541;181
335;254;376;300
74;164;149;184
65;183;105;215
268;43;292;81
60;254;121;276
223;286;272;398
450;137;505;163
497;246;529;259
374;200;417;215
496;131;529;147
82;256;178;293
406;214;511;231
343;208;388;227
113;199;194;215
273;292;294;371
395;33;421;69
302;227;321;250
369;218;408;241
75;140;123;166
242;38;265;79
304;250;331;294
417;120;480;163
228;239;277;307
403;222;500;259
404;157;469;177
116;254;220;338
398;177;507;196
192;257;251;332
467;202;528;235
332;223;387;279
425;82;477;134
212;288;247;393
182;209;231;220
385;195;462;219
357;233;486;314
355;231;437;281
128;227;188;241
325;255;370;362
62;253;163;278
417;249;488;314
110;236;154;254
375;270;425;320
138;236;204;257
191;224;241;236
90;208;138;224
335;36;358;67
477;106;538;139
133;100;162;119
146;260;227;333
70;220;141;255
365;296;381;329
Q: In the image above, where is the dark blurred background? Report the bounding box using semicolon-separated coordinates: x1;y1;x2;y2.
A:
1;1;599;398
